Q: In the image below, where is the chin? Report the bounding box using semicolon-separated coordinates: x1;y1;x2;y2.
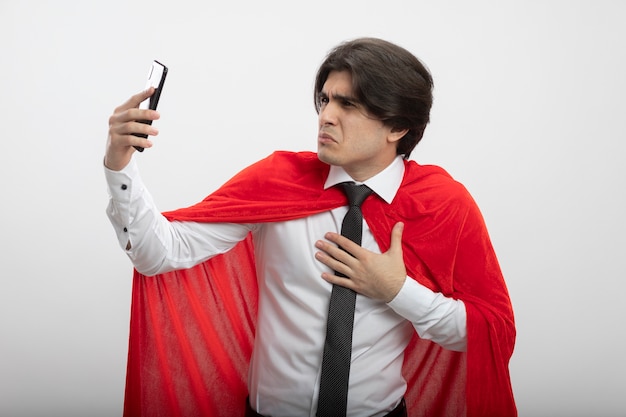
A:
316;148;337;166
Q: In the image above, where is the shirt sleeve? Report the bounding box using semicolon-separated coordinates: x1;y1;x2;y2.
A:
104;157;254;276
387;277;467;352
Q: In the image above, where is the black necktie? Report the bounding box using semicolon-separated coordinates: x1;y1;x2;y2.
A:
317;182;373;417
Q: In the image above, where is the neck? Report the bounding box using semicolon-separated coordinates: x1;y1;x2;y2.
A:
344;156;398;182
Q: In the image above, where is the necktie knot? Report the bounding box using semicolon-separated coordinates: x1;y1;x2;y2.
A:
341;182;372;208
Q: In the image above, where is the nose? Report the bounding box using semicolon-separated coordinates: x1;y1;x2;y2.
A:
318;102;338;126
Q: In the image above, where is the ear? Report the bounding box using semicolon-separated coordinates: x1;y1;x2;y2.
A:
388;127;409;144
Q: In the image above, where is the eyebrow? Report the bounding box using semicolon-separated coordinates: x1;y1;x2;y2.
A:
319;90;360;104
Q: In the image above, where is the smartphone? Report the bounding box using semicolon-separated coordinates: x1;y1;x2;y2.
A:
133;60;168;152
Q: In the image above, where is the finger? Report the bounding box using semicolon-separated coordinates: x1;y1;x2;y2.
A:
110;118;159;138
323;232;364;258
109;105;160;140
127;107;161;123
321;271;356;290
114;87;155;113
315;249;351;275
110;108;160;129
315;239;360;267
128;134;154;151
110;131;153;152
388;222;404;254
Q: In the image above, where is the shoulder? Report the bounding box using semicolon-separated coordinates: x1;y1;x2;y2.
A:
403;160;470;197
246;151;329;183
398;160;477;214
224;151;330;192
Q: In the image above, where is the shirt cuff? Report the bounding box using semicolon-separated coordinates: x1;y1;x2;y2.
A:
387;276;439;319
105;157;142;202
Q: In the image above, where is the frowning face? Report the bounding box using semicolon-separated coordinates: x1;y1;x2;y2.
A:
316;71;406;182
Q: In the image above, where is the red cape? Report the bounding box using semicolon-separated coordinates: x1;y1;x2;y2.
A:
123;151;516;417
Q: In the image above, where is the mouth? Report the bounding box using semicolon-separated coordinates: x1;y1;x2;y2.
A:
318;131;336;145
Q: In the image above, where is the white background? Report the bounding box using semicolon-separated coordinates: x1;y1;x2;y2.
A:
1;1;625;416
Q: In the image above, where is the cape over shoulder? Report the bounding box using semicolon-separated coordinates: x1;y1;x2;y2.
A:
163;151;346;223
163;150;473;225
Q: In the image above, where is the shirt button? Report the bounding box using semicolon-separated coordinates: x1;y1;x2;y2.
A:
121;184;128;190
123;227;128;233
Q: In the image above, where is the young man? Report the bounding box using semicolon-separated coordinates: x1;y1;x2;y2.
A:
105;38;516;417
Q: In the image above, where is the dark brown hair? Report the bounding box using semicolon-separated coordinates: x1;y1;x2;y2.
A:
314;38;433;159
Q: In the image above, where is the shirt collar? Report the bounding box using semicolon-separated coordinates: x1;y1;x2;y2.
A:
323;155;405;204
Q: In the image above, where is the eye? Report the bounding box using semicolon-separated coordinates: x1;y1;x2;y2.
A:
341;99;356;108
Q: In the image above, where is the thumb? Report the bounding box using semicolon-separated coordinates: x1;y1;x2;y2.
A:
388;222;404;254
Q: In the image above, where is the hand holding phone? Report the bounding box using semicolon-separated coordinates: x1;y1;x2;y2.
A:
133;60;168;152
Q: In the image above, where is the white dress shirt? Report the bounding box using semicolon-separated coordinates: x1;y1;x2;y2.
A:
105;155;466;417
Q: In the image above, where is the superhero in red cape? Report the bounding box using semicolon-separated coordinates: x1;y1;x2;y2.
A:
105;38;516;417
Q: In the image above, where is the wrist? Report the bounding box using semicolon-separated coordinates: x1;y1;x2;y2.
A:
384;275;407;303
104;152;132;172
